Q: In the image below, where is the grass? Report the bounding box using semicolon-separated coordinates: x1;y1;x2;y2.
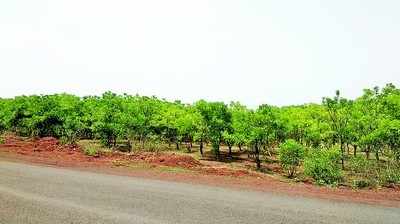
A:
156;166;191;173
79;140;112;155
112;159;191;174
112;160;153;169
84;146;98;156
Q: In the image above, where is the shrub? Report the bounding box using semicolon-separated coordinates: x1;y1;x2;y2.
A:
349;155;372;174
0;136;4;144
84;146;98;157
348;156;400;188
304;148;343;186
379;162;400;186
349;156;379;188
352;179;370;189
278;139;305;177
59;136;71;145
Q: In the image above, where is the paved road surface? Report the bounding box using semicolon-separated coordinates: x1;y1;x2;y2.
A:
0;160;399;224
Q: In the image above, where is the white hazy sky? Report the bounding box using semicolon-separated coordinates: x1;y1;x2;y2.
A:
1;0;399;107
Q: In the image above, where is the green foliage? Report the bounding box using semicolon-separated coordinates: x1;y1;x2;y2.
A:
379;161;400;186
1;83;400;187
0;136;4;144
278;139;305;177
381;168;400;185
348;156;379;188
349;156;400;188
84;146;98;157
229;102;252;148
304;148;343;186
349;156;372;174
352;179;370;189
195;100;231;159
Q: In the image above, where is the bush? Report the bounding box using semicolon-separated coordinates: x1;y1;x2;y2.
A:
379;162;400;186
348;156;379;188
352;179;370;189
304;148;343;186
348;156;400;188
0;136;4;144
349;155;372;174
84;146;98;157
278;139;305;177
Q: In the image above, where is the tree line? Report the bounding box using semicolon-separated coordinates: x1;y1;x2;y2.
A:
0;84;399;176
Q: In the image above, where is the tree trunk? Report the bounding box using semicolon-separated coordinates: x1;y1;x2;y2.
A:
353;145;357;157
375;150;380;161
127;139;132;152
199;140;204;156
366;146;370;159
228;145;232;158
347;143;350;155
238;145;242;151
340;141;345;170
175;141;179;150
215;143;220;160
141;136;145;150
186;142;191;153
112;136;117;147
255;143;261;170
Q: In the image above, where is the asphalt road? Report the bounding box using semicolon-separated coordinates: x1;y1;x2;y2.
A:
0;160;399;224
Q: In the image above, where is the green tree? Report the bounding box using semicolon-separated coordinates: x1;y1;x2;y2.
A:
195;100;231;159
323;90;352;169
92;92;124;147
278;139;305;177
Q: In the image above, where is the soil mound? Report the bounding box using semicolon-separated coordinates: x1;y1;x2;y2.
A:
130;152;202;168
34;137;60;151
1;134;80;156
0;135;202;169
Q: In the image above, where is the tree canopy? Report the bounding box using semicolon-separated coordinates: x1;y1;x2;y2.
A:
1;83;400;169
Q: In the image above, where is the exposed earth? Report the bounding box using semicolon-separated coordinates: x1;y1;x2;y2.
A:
0;135;399;207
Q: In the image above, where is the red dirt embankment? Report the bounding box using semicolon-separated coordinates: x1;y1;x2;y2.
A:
127;152;202;169
0;135;203;169
0;135;256;177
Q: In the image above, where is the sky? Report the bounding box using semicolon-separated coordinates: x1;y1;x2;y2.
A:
0;0;399;107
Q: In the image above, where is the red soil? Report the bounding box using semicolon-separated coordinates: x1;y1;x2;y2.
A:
128;152;202;169
1;134;400;207
0;135;204;169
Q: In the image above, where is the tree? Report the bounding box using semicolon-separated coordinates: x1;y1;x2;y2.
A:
92;92;124;147
304;148;343;185
247;105;279;169
195;100;231;159
323;90;352;169
278;139;305;177
355;87;383;160
229;102;252;151
175;106;203;153
1;83;399;180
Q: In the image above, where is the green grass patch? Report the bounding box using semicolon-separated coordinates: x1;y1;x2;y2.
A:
155;166;191;173
84;146;98;157
79;140;112;156
111;159;191;174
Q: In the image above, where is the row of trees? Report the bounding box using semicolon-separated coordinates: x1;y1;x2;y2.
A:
1;84;400;170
